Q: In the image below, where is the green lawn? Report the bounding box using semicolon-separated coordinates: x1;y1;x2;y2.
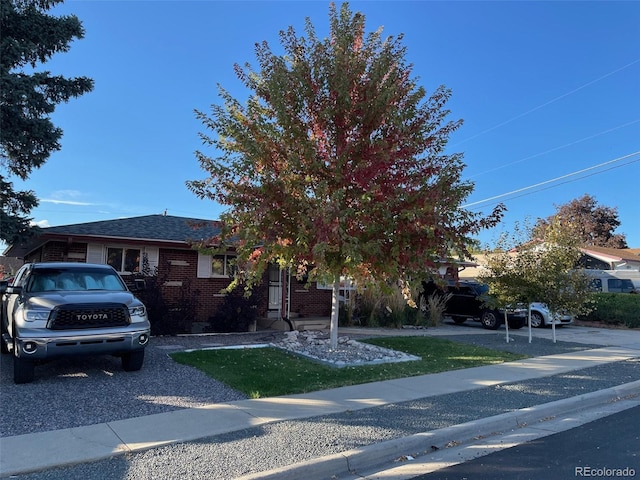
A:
170;336;527;399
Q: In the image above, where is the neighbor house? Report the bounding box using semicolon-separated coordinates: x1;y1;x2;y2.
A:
459;246;640;282
577;246;640;271
3;214;334;331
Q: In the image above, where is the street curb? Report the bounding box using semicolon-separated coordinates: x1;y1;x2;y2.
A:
235;380;640;480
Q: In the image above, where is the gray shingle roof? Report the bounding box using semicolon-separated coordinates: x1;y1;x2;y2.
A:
43;215;221;243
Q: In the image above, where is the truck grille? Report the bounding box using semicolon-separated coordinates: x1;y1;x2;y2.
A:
48;303;130;330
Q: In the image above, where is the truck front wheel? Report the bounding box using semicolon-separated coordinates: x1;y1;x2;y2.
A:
122;349;145;371
14;356;35;384
1;322;9;354
480;310;501;330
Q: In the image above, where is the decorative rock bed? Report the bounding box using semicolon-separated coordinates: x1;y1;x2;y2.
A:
273;330;421;367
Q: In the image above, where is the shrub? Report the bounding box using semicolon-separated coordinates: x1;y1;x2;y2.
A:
578;293;640;328
418;292;452;327
345;283;419;328
208;288;262;332
132;256;199;336
138;275;198;336
344;288;380;327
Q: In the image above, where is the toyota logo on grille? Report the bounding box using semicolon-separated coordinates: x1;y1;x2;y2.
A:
76;313;109;321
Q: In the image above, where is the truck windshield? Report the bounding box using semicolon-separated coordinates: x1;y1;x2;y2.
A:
27;268;127;292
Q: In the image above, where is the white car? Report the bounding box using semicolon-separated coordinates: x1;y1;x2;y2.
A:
528;302;573;328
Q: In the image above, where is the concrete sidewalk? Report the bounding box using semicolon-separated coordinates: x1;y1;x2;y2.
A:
1;343;639;478
341;324;640;349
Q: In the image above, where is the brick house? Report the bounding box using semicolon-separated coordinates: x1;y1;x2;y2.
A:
3;214;333;331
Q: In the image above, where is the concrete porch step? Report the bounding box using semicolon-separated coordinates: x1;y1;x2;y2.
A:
291;317;331;331
258;316;331;331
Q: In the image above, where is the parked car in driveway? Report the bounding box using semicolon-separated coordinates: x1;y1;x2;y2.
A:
528;302;573;328
1;262;150;384
419;280;528;330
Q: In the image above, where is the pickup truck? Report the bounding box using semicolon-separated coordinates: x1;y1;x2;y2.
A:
1;262;150;384
419;280;527;330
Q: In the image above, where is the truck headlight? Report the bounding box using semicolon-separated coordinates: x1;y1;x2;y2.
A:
24;309;51;322
129;305;146;317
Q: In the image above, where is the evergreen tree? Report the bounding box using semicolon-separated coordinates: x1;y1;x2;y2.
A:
1;0;93;244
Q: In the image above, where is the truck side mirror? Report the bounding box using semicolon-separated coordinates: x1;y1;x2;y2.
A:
5;285;23;295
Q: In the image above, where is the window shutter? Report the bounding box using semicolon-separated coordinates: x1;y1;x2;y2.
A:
144;247;159;274
197;252;212;278
87;244;104;264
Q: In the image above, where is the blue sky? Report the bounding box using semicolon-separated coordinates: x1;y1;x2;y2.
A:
9;0;640;249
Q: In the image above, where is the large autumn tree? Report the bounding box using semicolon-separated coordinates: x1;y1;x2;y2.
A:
189;3;503;347
0;0;93;244
533;194;627;248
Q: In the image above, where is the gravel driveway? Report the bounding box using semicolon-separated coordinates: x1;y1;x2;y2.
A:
0;328;601;438
0;331;286;437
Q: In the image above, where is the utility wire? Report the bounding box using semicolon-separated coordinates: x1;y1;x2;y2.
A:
453;58;640;147
471;158;640;208
467;119;640;178
463;151;640;209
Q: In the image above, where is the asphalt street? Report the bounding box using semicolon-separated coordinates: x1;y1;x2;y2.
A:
415;405;640;480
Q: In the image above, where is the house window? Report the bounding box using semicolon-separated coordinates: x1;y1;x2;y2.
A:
107;247;140;273
212;254;236;277
196;251;237;278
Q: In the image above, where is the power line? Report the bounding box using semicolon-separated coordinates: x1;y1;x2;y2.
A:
473;158;640;208
467;119;640;178
452;58;640;147
463;151;640;209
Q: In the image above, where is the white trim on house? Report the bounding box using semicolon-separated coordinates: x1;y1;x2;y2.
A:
145;247;159;273
197;252;212;278
580;248;640;272
87;244;104;264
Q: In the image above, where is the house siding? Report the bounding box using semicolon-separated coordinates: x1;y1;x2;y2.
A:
156;248;239;322
288;278;333;318
24;240;332;328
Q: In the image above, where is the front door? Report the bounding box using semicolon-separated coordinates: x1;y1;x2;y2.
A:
268;264;282;315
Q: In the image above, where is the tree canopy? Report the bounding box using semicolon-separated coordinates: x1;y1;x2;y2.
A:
0;0;93;244
188;3;504;344
533;194;627;249
480;218;593;342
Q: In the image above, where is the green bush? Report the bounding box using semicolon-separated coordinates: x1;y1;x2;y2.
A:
579;293;640;328
207;288;262;333
136;275;197;336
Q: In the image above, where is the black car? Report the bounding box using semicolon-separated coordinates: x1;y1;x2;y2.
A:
419;280;527;330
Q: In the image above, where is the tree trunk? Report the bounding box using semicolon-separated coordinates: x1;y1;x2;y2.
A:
330;276;340;349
